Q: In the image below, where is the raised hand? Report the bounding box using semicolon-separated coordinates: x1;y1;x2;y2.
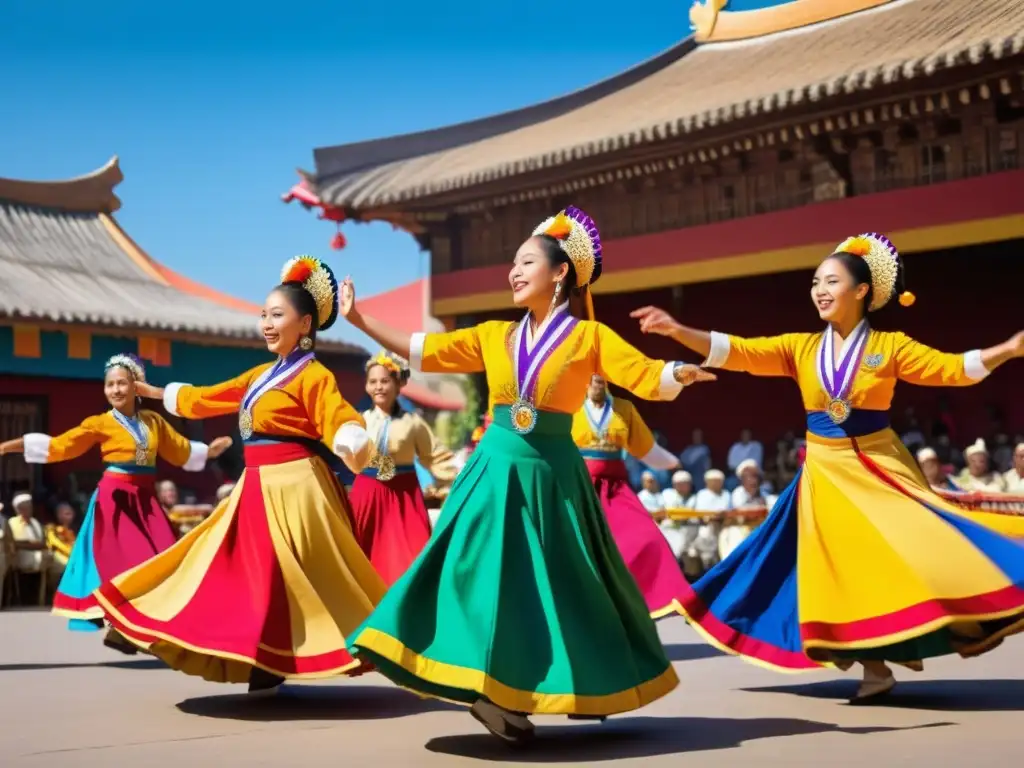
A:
1009;330;1024;358
134;382;162;400
208;436;234;459
340;276;356;319
673;364;717;386
630;306;682;338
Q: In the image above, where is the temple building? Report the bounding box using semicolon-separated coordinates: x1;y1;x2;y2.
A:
0;157;366;503
290;0;1024;457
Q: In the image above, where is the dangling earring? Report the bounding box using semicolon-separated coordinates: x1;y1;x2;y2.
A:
299;335;313;351
551;281;562;307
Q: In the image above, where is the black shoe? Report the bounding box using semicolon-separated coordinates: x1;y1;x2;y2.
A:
103;629;138;656
247;667;285;697
470;700;534;745
568;714;607;722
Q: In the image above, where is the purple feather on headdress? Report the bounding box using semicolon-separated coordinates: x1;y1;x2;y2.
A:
866;232;899;261
564;205;603;283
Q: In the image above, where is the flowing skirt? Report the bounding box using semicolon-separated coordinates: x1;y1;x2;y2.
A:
52;467;176;631
96;442;387;682
349;468;432;586
348;406;678;716
677;411;1024;672
585;458;690;618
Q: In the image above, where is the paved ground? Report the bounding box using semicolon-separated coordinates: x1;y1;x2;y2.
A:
1;609;1021;767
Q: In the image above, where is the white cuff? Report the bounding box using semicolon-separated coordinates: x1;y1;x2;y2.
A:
659;362;684;400
640;443;680;471
182;441;209;472
333;422;371;472
163;382;188;417
963;349;990;381
703;331;730;368
23;433;52;464
408;333;426;372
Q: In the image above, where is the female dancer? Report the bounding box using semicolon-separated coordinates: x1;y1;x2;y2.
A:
344;206;714;743
632;232;1024;701
0;354;231;652
95;256;387;694
350;350;456;585
572;373;691;617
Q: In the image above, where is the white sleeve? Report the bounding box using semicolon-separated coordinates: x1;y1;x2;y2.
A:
641;443;681;471
182;441;209;472
963;350;990;381
163;382;188;417
703;332;731;369
408;333;427;372
333;422;371;473
23;433;52;464
657;363;684;400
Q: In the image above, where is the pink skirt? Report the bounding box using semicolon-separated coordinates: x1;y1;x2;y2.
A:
586;459;688;618
350;470;431;586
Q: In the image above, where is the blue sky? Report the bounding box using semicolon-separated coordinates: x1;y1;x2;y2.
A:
1;1;687;346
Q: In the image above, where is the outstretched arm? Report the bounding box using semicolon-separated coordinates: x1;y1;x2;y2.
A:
594;323;715;402
340;277;412;359
630;306;802;378
0;418;103;464
136;368;260;420
896;331;1023;386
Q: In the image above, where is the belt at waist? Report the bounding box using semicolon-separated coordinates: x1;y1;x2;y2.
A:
246;432;345;471
491;405;571;436
806;409;891;439
360;463;416;479
579;448;624;460
101;463;156;486
584;457;629;480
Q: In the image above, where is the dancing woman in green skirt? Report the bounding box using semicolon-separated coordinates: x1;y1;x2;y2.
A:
343;206;714;743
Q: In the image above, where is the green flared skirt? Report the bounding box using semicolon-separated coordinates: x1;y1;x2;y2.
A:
348;406;678;716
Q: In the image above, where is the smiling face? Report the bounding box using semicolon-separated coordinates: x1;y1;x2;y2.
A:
509;236;568;311
811;256;869;324
366;364;399;411
261;289;312;356
104;366;136;412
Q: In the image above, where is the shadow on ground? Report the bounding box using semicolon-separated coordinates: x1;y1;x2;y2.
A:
425;716;952;762
743;678;1024;712
176;684;459;722
662;643;724;663
0;658;166;672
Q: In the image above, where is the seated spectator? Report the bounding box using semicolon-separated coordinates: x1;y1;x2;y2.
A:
8;493;59;601
917;447;961;492
680;429;712;491
718;513;753;561
731;459;777;511
1004;443;1024;494
636;471;665;515
45;501;78;573
957;439;1007;493
661;471;694;509
693;470;731;513
727;428;763;475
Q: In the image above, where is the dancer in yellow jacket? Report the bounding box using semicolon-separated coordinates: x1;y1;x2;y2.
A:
632;232;1024;702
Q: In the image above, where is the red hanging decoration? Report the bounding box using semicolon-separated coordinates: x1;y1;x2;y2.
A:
330;228;347;251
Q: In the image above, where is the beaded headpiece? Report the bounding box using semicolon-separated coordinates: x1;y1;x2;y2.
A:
104;353;146;383
365;349;410;382
532;205;603;288
833;232;915;311
280;256;340;330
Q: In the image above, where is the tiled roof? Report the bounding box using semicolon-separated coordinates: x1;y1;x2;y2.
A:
313;0;1024;210
0;160;363;354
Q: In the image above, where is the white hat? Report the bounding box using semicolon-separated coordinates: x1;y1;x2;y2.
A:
672;470;692;484
12;493;32;509
641;470;656;481
735;459;760;478
964;439;988;459
916;447;939;463
704;469;725;482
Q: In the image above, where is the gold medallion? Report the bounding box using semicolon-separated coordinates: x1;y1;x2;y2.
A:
826;397;852;425
510;399;537;435
238;408;254;440
135;445;148;465
375;454;397;482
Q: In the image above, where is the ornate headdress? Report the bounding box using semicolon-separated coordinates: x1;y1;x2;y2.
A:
833;232;915;311
365;349;410;382
532;205;603;289
280;256;340;331
104;353;146;383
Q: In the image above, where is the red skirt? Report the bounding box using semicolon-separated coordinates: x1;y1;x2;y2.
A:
96;442;386;682
350;471;431;586
586;459;689;618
